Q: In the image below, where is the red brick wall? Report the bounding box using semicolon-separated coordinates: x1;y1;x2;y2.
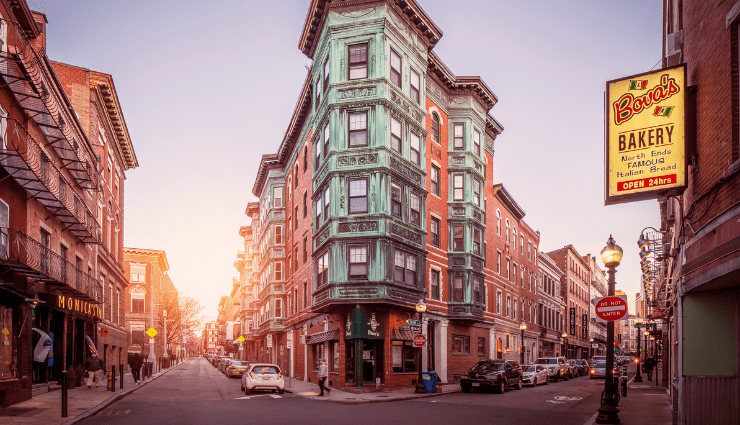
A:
446;324;489;382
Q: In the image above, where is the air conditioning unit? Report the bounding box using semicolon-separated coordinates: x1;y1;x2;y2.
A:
667;31;683;54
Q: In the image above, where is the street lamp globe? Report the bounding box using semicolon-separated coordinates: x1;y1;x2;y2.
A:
415;299;427;314
520;323;527;331
644;331;649;336
600;235;624;268
562;332;568;338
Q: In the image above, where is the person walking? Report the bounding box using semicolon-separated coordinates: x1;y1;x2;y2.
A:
85;353;105;388
129;353;143;384
318;358;330;396
645;355;657;381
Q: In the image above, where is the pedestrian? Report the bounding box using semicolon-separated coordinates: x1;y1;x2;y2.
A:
129;353;143;384
645;355;657;381
318;358;330;396
85;353;105;388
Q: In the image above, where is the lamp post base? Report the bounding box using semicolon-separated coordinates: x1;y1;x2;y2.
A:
595;404;621;424
634;373;643;382
415;382;426;393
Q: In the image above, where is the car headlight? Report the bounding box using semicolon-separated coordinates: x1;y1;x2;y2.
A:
461;375;469;380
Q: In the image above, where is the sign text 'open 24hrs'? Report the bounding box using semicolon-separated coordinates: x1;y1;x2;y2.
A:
605;64;687;205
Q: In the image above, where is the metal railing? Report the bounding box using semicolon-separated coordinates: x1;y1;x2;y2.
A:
1;228;100;302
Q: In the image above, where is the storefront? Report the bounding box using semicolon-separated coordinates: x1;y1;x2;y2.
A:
0;284;32;407
344;307;385;388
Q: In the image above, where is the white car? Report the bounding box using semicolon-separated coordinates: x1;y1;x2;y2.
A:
241;363;285;395
522;364;549;386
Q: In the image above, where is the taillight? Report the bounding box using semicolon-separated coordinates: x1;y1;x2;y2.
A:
230;366;236;370
278;372;283;378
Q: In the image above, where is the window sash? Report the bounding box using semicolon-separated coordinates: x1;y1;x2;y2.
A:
410;194;420;225
391;117;402;153
324;187;330;220
473;130;481;156
324;123;330;155
323;58;330;92
274;187;283;208
453;174;464;201
431;270;440;300
410;69;420;103
348;44;368;79
473;180;480;206
391;184;402;217
410;132;420;165
349;179;368;213
431;166;440;196
453;124;464;149
390;49;401;87
349;246;368;278
431;218;440;247
431;114;440;143
453;277;463;302
474;279;481;303
348;112;368;147
453;225;464;251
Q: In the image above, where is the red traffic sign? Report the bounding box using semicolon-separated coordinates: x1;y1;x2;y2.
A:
594;296;628;321
413;334;427;347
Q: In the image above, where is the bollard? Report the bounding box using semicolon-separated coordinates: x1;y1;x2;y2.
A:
107;368;114;391
120;363;124;389
61;370;68;418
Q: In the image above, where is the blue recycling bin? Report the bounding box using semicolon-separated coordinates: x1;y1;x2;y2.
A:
422;371;438;393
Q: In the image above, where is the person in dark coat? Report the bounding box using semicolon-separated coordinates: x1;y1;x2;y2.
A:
129;353;143;384
645;355;657;381
85;353;105;388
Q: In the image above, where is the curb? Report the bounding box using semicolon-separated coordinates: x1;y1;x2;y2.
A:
61;362;186;425
288;387;460;404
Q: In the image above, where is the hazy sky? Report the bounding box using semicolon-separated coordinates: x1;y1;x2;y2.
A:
34;0;662;321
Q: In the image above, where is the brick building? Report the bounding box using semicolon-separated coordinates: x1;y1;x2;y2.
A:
0;2;136;407
537;252;565;357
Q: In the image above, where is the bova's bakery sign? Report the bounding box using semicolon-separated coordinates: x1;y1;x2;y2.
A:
605;64;687;205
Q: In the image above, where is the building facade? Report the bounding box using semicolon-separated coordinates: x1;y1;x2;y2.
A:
0;2;136;406
586;255;607;357
537;253;565;357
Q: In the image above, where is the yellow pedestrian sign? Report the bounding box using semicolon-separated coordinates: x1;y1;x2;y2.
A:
146;327;158;338
237;335;245;343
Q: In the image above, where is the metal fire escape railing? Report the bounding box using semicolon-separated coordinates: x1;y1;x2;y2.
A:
642;231;664;312
0;19;98;190
0;227;101;303
0;119;101;243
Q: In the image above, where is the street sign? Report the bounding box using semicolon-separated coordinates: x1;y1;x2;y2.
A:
413;334;426;347
266;334;273;348
237;335;245;343
410;325;422;333
594;295;628;322
146;327;158;338
407;319;421;326
286;340;293;349
400;325;411;330
635;323;656;328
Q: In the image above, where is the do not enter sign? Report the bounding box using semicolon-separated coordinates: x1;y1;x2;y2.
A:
413;334;426;347
594;296;628;322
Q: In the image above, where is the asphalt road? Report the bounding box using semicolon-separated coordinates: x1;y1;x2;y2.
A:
81;358;635;425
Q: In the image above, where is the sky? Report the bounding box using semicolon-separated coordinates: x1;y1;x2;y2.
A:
32;0;662;321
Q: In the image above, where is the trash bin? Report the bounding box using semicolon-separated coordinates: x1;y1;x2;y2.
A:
422;371;438;393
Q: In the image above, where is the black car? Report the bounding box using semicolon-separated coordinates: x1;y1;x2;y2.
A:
460;359;523;393
573;359;590;376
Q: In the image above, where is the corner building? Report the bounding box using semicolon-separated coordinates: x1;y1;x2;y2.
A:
244;0;534;389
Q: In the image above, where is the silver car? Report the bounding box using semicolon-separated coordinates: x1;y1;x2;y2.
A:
535;357;569;382
522;364;549;386
225;360;250;378
241;363;285;395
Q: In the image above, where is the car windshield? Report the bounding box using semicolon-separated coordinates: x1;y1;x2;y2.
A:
536;359;557;365
253;366;280;374
232;361;249;366
471;361;504;372
593;362;606;368
525;365;538;372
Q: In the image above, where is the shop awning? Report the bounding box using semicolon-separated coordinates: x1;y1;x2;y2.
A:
392;328;415;341
306;329;338;345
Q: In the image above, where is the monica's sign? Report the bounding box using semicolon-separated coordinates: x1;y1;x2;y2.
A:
57;295;103;319
605;64;687;205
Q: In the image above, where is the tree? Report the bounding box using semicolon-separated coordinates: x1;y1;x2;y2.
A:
158;295;206;349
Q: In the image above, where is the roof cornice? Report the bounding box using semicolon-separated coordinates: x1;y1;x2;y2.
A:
427;52;499;110
90;72;138;170
493;183;525;221
123;247;169;271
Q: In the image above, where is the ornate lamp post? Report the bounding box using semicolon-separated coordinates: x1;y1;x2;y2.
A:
561;332;568;358
634;320;643;382
596;235;622;424
415;299;427;394
520;323;527;364
590;338;595;361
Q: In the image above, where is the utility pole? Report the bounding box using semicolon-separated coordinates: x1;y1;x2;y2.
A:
148;268;156;372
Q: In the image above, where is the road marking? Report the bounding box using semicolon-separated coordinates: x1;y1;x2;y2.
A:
235;394;283;400
547;396;583;403
270;394;282;398
301;392;319;396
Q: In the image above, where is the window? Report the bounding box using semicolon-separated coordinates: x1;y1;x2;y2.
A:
430;165;440;196
506;295;511;318
431;113;440;143
496;291;502;314
294;164;299;188
131;288;145;313
506;259;510;280
453;174;464;201
390;48;401;87
513;299;517;320
275;262;283;281
521;268;525;288
275;299;283;318
348;246;368;279
528;242;532;260
323;122;330;156
394;250;416;284
496;210;501;235
391;183;402;217
392;340;419;372
323;187;330;221
430;217;440;248
521;235;524;254
315;137;322;169
473;278;482;303
317;252;329;286
453;123;464;149
348;43;368;79
274;225;283;244
410;68;420;103
430;269;440;300
473;180;481;207
505;220;510;243
390;116;402;153
512;228;517;249
349;111;368;147
323;57;330;93
303;146;307;171
315;80;321;107
453;225;464;251
497;252;501;274
348;178;368;213
315;197;322;227
409;194;420;226
478;337;486;356
303;192;308;217
303;282;307;309
473;228;481;255
453;276;463;302
452;335;470;354
294;206;299;228
303;237;308;264
410;132;420;165
473;130;481;156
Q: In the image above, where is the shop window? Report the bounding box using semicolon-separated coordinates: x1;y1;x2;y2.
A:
452;335;470;354
392;340;418;372
0;306;14;379
331;341;340;372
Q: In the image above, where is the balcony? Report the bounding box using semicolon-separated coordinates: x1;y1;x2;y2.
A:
0;119;101;243
0;228;101;303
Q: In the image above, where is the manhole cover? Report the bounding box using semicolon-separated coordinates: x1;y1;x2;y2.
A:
0;407;45;417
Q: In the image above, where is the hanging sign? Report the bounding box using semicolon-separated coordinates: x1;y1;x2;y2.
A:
605;64;687;205
569;308;576;335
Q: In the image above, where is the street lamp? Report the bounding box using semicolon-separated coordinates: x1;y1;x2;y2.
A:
520;323;527;364
590;338;595;361
634;320;643;382
561;332;568;358
596;235;622;425
415;299;427;394
644;331;649;364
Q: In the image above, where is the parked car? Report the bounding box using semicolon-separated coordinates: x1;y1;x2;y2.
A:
566;359;580;377
521;364;549;386
573;359;590;375
591;355;606;364
460;359;523;393
535;357;569;382
219;357;234;373
226;360;250;378
241;364;285;395
589;361;607;378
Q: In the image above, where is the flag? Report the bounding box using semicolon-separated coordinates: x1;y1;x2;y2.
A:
629;80;648;90
85;335;98;356
653;106;673;117
32;328;52;362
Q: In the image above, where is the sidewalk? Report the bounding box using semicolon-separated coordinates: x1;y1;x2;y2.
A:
0;361;186;425
283;377;460;404
585;370;672;425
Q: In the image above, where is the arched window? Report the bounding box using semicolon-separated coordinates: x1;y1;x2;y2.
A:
512;228;517;249
496;337;503;359
496;210;501;235
431;113;440;143
505;220;510;243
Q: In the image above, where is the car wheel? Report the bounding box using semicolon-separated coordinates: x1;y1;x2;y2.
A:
272;389;276;393
245;387;251;395
545;375;549;385
515;378;523;390
496;380;505;394
278;389;285;395
564;371;569;381
240;382;244;391
461;385;471;393
533;377;537;387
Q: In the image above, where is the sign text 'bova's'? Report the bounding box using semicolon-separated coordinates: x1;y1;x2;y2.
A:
605;64;687;205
